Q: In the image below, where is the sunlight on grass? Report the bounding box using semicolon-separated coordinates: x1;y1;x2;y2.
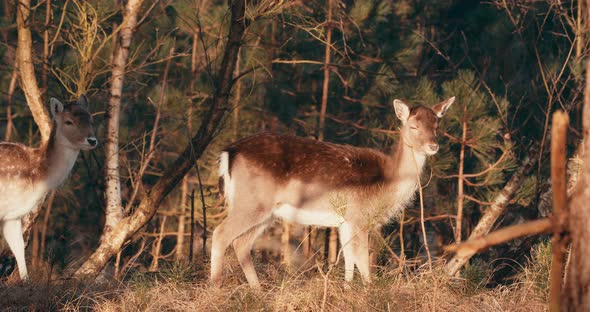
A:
0;254;549;311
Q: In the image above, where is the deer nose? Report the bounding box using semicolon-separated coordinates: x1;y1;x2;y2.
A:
428;143;439;152
87;137;98;147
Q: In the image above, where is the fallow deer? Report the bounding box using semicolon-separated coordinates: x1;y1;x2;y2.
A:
211;97;454;288
0;95;97;280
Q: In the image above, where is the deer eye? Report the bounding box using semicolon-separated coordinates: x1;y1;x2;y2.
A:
65;120;74;126
410;125;418;130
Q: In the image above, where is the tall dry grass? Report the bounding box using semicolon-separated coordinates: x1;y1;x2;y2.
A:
0;250;550;312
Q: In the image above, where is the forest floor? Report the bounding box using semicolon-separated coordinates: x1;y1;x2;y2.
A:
0;251;550;312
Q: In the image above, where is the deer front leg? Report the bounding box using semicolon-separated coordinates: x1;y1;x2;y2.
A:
338;222;356;282
2;219;28;280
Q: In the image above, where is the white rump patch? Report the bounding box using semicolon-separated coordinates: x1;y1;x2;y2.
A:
218;152;235;210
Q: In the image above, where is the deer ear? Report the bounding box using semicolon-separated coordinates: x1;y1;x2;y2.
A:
78;94;89;110
49;98;64;118
433;96;455;118
393;99;410;123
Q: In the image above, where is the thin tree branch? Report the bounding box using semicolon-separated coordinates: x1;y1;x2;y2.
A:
444;218;552;255
74;0;248;278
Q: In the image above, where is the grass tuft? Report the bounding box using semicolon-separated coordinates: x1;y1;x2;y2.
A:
517;240;552;301
0;257;549;311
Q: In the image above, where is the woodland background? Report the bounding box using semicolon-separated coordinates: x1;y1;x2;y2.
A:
0;0;587;310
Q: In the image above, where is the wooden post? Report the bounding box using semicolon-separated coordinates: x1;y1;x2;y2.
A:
549;110;569;312
562;3;590;307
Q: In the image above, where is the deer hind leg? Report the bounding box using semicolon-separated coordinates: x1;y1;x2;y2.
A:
352;229;371;284
232;221;270;288
338;222;356;282
2;219;28;280
210;205;271;288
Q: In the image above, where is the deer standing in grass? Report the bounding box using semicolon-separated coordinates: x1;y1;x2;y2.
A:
211;97;454;288
0;95;97;280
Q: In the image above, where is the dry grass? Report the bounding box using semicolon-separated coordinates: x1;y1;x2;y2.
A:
0;254;550;311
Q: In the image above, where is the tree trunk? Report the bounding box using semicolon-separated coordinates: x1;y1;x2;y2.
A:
455;108;467;243
30;221;39;270
318;0;338;265
39;191;55;263
42;0;51;94
233;49;241;139
149;215;167;272
8;0;51;265
101;0;144;242
17;0;51;142
4;60;18;141
176;31;198;263
562;3;590;307
548;111;569;312
74;0;248;278
281;222;291;267
175;177;189;262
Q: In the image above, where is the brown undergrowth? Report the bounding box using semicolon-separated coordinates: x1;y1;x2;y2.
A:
0;253;549;312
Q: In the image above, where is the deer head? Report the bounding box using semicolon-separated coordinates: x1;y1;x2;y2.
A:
50;95;97;151
394;97;455;156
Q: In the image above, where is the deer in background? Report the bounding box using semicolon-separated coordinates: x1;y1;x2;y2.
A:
0;95;97;280
210;97;454;288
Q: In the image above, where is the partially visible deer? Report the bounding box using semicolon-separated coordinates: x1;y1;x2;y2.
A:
210;97;454;288
0;95;97;280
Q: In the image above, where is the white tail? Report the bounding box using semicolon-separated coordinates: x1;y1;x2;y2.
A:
210;97;455;288
0;95;97;280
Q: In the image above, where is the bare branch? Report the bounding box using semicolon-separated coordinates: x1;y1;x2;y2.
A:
446;149;536;276
444;218;551;255
74;0;248;278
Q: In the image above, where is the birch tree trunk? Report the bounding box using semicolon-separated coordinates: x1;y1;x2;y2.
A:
6;0;52;263
562;4;590;307
175;177;188;261
101;0;144;242
17;0;51;142
74;0;248;278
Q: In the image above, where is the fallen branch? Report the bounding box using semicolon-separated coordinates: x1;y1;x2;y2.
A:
444;218;552;255
445;148;536;276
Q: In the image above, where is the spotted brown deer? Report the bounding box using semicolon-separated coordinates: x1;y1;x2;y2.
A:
211;97;454;288
0;95;97;280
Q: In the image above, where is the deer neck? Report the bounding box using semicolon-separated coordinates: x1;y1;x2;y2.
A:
390;134;426;182
39;124;80;189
